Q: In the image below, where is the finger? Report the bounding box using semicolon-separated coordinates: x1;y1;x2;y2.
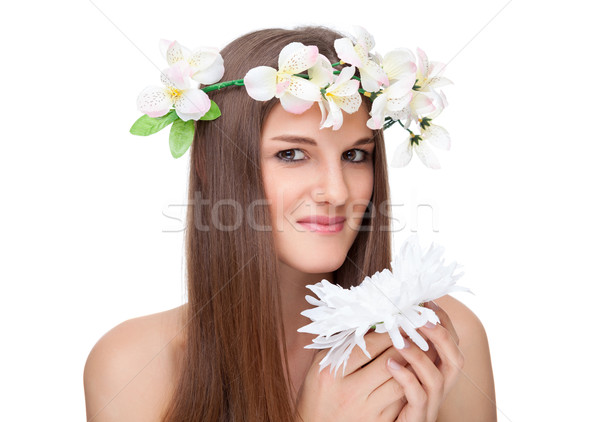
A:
350;345;407;392
396;339;445;421
368;375;406;410
422;337;439;365
424;301;458;345
344;331;395;375
419;322;465;392
386;358;427;422
380;396;408;421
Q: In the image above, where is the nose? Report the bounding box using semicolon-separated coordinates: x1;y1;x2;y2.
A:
310;160;349;207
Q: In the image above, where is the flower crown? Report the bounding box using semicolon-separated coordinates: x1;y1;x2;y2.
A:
130;26;453;168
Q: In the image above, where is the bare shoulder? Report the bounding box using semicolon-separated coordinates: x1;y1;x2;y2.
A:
83;304;187;422
435;295;497;422
435;295;487;345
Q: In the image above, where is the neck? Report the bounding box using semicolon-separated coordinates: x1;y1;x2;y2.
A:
276;260;333;351
276;261;332;398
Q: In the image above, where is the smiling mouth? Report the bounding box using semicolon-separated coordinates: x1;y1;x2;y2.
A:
296;216;346;233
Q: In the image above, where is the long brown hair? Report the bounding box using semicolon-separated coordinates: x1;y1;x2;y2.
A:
161;26;392;422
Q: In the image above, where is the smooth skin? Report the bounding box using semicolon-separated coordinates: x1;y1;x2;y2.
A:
294;302;484;422
84;103;496;421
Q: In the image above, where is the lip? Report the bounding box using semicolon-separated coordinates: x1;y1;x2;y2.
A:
296;215;346;225
296;215;346;233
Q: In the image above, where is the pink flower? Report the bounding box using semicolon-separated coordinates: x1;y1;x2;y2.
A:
136;61;211;121
334;26;389;92
244;42;322;114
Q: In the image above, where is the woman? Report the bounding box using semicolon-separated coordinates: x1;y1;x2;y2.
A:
84;26;496;421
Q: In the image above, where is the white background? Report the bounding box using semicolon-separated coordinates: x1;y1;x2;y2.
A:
1;0;598;420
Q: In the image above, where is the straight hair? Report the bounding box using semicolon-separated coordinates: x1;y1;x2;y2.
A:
161;26;392;422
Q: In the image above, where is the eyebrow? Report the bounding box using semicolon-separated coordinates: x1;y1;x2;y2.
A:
269;135;374;147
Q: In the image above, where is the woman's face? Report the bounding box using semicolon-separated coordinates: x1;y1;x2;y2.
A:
260;102;375;276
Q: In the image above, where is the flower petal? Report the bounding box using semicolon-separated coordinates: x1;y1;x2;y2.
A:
189;49;225;85
279;92;315;114
411;92;436;115
366;93;388;130
321;98;343;130
164;40;189;66
416;47;430;79
244;66;277;101
388;326;406;350
387;106;412;127
386;92;413;113
188;47;219;69
358;60;388;92
422;124;451;151
286;76;321;101
399;315;429;351
318;100;329;126
383;48;417;82
332;91;362;114
308;54;334;88
173;89;211;121
279;42;319;74
162;62;193;90
429;61;447;77
427;90;448;119
424;76;453;91
414;142;441;169
351;25;376;51
385;79;414;112
137;85;172;118
329;66;357;93
391;137;413;167
334;38;363;67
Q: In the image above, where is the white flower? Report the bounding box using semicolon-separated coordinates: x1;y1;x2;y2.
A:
384;47;451;128
414;47;452;93
298;235;469;376
136;61;211;121
159;39;224;85
243;42;322;114
318;66;362;130
308;54;335;88
334;26;389;92
382;48;417;85
366;74;415;130
391;123;451;169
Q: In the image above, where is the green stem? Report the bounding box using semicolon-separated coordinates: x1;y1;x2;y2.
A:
201;79;245;93
383;117;412;133
331;61;342;67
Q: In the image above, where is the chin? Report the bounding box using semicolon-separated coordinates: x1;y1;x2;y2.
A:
281;248;347;275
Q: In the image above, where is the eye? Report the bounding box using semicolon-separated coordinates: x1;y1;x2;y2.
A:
276;148;306;162
343;149;370;163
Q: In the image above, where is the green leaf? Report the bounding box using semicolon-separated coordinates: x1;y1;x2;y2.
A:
199;100;221;121
130;110;178;136
169;118;195;158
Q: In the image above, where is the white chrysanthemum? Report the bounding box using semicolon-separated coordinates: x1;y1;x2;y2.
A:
298;235;470;375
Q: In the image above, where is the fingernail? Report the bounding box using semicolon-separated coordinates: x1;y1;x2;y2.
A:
424;321;437;329
387;358;402;370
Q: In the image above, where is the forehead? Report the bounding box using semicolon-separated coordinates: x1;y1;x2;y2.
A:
261;102;374;145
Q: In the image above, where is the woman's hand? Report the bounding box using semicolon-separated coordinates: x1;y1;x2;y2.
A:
386;302;464;422
295;331;408;422
295;318;440;422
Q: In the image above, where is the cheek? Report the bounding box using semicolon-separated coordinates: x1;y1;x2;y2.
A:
262;164;298;221
347;171;374;224
351;170;374;201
